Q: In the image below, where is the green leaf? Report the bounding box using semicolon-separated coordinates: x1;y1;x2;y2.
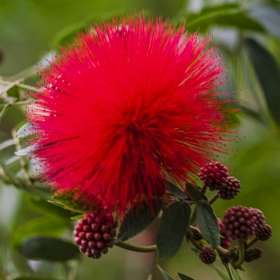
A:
196;203;220;249
26;195;71;219
70;214;84;220
17;123;36;139
157;266;174;280
7;85;20;99
18;237;80;261
245;38;280;126
117;200;161;241
15;144;38;156
12;216;70;249
229;264;242;280
185;184;207;202
48;199;87;214
249;4;280;39
0;138;16;150
13;276;60;280
157;202;191;260
178;273;195;280
180;3;265;33
164;180;188;199
209;264;229;280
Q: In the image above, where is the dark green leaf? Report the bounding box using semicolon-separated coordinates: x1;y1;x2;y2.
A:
245;38;280;125
157;266;174;280
179;3;264;33
17;123;36;139
157;202;191;260
18;237;80;261
249;4;280;39
117;200;161;241
7;85;20;99
26;195;71;219
196;203;220;249
164;180;188;199
185;184;207;202
178;273;195;280
12;216;70;249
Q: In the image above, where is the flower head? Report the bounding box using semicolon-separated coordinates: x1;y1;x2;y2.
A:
27;14;234;218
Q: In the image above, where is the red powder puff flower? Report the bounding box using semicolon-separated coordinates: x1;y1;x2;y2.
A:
27;14;234;218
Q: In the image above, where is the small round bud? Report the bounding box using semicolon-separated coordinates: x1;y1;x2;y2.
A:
199;162;229;191
245;248;263;262
218;176;240;200
255;224;272;241
222;206;257;240
198;247;216;264
251;208;266;229
74;212;118;259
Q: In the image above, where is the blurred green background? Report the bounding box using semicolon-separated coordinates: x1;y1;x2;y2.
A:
1;0;280;279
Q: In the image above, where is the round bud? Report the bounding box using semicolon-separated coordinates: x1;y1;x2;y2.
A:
222;206;257;240
245;248;263;262
74;212;118;259
251;208;266;229
198;247;216;264
218;176;240;200
255;224;272;241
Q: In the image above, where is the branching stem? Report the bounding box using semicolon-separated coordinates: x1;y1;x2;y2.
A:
113;240;157;253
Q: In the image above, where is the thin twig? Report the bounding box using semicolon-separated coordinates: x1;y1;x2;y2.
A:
114;240;157;253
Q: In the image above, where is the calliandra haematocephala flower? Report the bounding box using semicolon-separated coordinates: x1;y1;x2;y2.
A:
26;14;235;219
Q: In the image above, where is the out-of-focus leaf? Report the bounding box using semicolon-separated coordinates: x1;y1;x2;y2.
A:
0;138;15;150
245;38;280;125
48;199;87;214
179;3;265;33
51;9;130;49
13;277;59;280
197;203;220;249
7;85;20;99
15;144;38;156
229;264;242;280
12;216;70;249
26;195;71;219
178;273;195;280
249;4;280;39
164;180;188;200
117;200;161;241
18;237;80;261
6;155;21;173
185;184;207;202
17;123;36;139
209;264;229;280
70;214;84;220
157;202;191;260
157;266;174;280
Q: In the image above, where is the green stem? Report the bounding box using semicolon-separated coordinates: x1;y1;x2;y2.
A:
235;239;245;266
208;193;219;205
0;100;30;109
201;185;207;194
0;80;40;93
224;264;234;280
114;240;157;253
246;237;258;249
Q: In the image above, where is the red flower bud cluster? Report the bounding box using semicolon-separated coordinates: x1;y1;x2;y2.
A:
222;206;266;240
74;213;118;259
245;248;263;262
255;224;272;241
199;162;229;191
198;247;216;264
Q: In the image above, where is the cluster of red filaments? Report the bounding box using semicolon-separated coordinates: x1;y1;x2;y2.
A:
74;213;118;259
